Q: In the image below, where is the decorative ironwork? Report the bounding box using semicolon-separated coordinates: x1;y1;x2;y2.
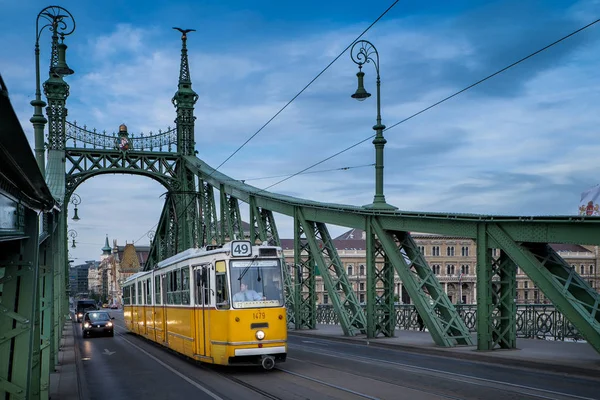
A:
350;40;380;75
172;28;198;156
65;121;177;152
316;304;586;342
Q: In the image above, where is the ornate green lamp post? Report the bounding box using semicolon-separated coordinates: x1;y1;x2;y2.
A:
70;192;81;220
67;229;78;248
31;6;75;175
350;40;397;210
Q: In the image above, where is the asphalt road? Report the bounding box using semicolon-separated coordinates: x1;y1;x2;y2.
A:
73;309;600;400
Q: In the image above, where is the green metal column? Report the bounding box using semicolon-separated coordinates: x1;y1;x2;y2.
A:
364;217;395;338
293;207;316;330
219;189;244;243
476;223;494;350
0;207;43;399
199;180;218;245
494;251;517;349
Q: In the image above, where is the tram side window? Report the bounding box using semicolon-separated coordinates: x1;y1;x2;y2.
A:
132;284;136;305
166;269;184;305
203;269;211;305
194;265;211;306
182;268;190;305
145;278;152;305
154;275;161;305
215;260;229;310
166;271;175;304
137;281;143;305
123;286;130;305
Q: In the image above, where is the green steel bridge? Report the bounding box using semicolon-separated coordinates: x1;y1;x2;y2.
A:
1;7;600;400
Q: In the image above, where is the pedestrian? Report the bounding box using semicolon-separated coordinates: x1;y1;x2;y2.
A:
417;313;424;331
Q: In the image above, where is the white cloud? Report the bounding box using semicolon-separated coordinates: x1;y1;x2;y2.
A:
4;2;600;261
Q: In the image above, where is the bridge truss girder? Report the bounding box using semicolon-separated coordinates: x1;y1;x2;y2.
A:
182;155;600;351
372;220;473;344
219;185;244;243
486;223;600;353
65;149;178;196
296;210;366;336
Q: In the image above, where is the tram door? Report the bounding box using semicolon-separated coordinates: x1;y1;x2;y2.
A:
157;274;167;344
194;264;210;356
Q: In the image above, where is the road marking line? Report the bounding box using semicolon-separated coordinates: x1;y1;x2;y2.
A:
118;333;224;400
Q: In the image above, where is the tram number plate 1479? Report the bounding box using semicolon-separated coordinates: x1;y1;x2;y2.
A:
253;311;266;320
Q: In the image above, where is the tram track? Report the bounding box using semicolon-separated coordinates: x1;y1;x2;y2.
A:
288;342;598;400
213;371;285;400
112;322;596;400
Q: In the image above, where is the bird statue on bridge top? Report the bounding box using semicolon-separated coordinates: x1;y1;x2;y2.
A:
173;27;196;40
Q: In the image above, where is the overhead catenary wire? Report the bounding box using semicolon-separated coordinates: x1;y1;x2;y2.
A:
209;0;401;175
238;163;374;182
130;162;374;244
260;17;600;192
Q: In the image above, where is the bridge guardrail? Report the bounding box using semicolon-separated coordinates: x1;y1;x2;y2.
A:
315;304;585;342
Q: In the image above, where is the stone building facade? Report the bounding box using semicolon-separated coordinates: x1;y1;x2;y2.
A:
281;229;599;305
88;236;149;306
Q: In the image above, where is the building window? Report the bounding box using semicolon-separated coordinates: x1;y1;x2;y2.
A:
590;265;595;274
446;265;455;275
461;246;469;257
359;264;365;275
418;246;425;255
432;264;440;275
461;264;469;275
360;282;365;291
360;294;365;303
492;249;498;257
432;246;440;256
447;246;455;257
347;265;353;276
524;281;528;289
524;291;529;301
580;265;585;275
323;294;328;304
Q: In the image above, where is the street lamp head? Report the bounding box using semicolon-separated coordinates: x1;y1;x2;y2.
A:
51;42;74;76
72;206;80;221
351;70;371;102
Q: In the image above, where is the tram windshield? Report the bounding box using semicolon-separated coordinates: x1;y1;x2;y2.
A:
229;259;284;308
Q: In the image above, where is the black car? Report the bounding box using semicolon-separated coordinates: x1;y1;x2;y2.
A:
82;311;115;337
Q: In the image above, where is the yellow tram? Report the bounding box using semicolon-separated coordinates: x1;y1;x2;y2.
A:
122;240;287;369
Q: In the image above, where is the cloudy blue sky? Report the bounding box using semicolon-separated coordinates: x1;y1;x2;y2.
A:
2;0;600;262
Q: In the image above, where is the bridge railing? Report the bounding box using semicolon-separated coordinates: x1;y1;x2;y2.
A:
315;304;584;342
65;121;177;152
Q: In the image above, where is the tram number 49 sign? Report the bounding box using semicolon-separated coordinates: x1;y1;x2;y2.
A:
231;241;252;257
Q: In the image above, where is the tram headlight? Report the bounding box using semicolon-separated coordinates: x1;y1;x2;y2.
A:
256;330;265;340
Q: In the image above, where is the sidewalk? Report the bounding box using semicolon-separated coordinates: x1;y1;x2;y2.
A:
49;323;81;400
288;324;600;378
